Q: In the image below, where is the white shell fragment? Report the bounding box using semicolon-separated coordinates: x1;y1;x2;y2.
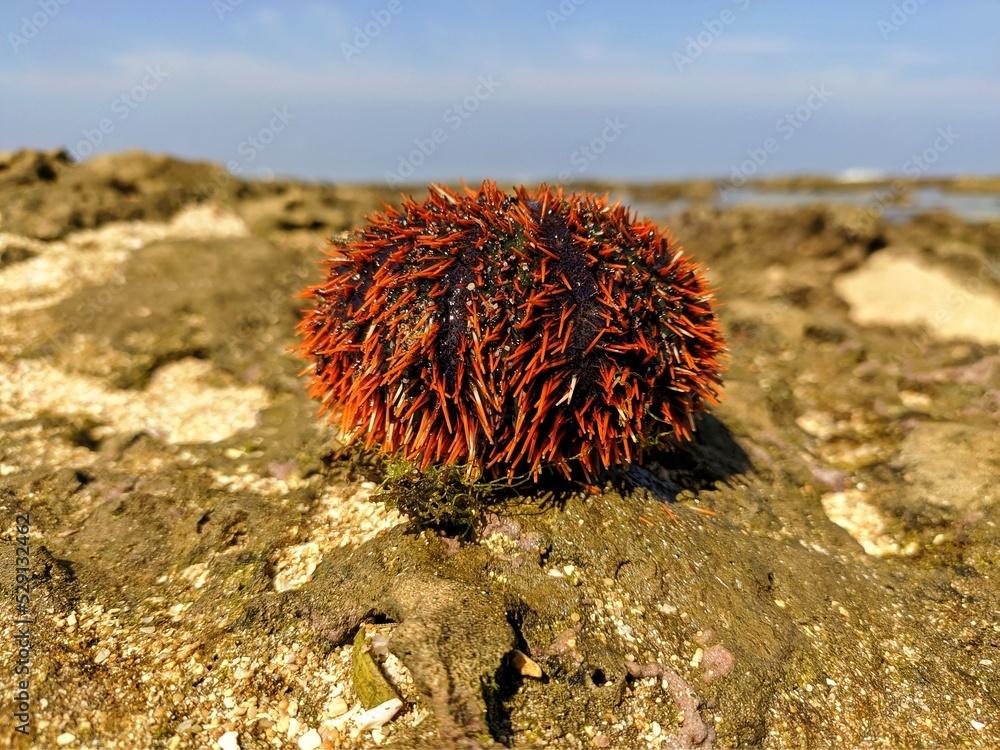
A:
354;698;403;731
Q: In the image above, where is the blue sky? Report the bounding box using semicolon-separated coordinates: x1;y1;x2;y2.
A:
1;0;998;182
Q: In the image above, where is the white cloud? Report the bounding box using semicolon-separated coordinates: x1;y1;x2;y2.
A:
885;47;944;67
709;34;796;56
568;37;612;63
251;7;282;30
1;45;997;115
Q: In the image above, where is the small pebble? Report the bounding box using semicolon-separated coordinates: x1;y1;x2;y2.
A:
298;728;322;750
512;650;543;678
56;733;75;746
218;731;240;750
320;726;343;744
327;697;349;717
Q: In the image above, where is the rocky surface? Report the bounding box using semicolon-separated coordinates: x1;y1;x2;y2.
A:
1;150;998;749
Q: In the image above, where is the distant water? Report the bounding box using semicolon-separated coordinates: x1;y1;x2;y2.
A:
622;187;1000;223
888;188;1000;223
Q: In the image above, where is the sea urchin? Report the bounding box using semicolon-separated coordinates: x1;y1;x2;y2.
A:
297;181;724;481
